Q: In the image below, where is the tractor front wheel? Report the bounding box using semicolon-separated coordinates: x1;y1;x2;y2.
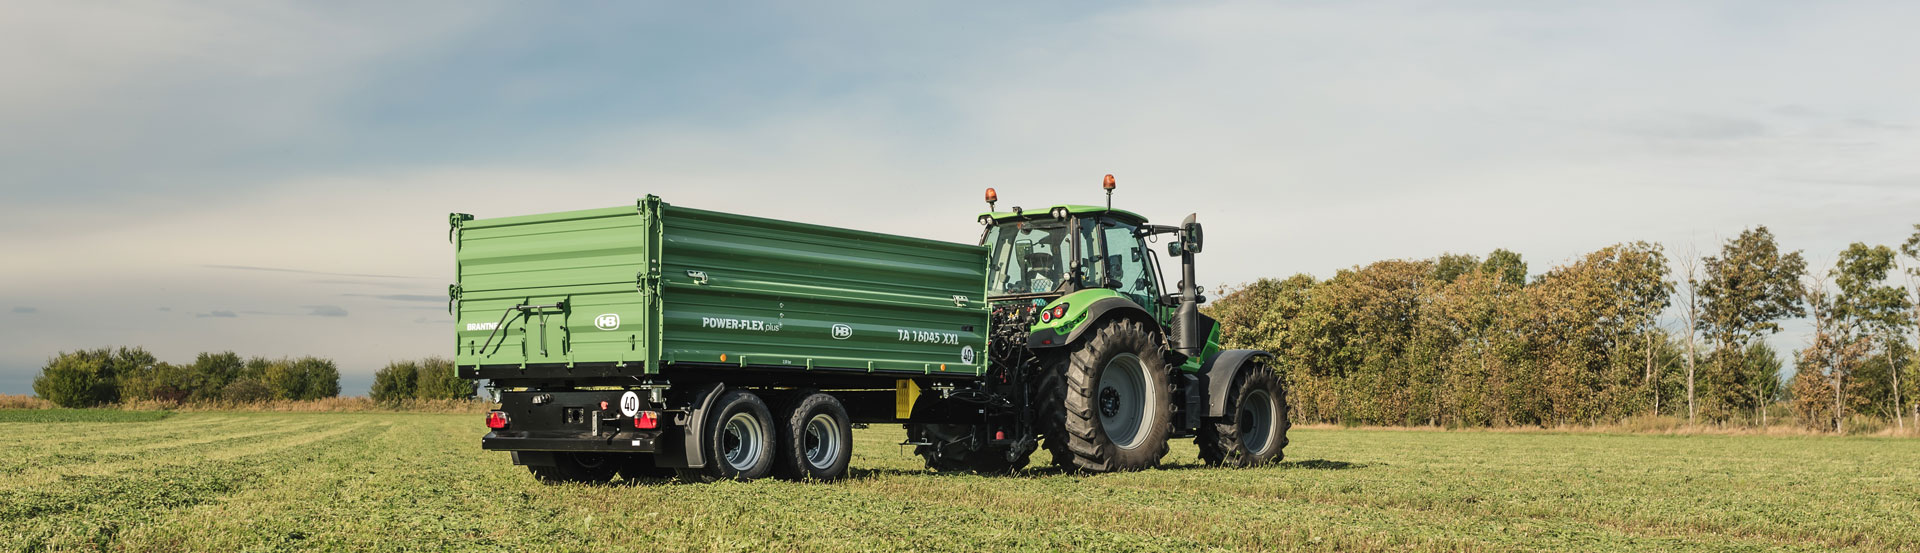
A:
1044;318;1171;472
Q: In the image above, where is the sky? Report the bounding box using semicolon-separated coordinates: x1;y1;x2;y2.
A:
3;1;1918;396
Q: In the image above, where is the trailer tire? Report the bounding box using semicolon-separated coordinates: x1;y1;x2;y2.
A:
676;390;777;482
1045;318;1171;472
526;452;618;484
773;392;853;481
1197;363;1289;467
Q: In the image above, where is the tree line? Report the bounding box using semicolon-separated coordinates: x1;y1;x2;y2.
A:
369;358;477;402
1206;225;1920;431
31;348;479;408
33;348;342;407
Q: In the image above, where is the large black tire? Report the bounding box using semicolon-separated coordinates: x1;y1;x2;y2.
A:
675;390;777;482
615;454;677;482
909;423;1031;474
773;392;853;481
527;452;618;484
1044;318;1172;472
1197;363;1290;467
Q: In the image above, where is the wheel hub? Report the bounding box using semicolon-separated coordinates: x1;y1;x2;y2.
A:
1099;387;1121;417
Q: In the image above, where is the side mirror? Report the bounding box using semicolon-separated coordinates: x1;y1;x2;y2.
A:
1180;214;1203;254
1167;241;1185;257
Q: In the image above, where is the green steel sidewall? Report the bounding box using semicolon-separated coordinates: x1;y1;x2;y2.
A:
453;199;990;376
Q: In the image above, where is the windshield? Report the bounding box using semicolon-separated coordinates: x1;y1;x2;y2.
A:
983;221;1071;296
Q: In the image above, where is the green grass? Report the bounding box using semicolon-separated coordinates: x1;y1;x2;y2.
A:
1;412;1915;552
0;408;174;423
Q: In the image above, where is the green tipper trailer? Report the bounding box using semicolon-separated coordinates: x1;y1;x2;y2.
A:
457;182;1290;483
452;195;988;378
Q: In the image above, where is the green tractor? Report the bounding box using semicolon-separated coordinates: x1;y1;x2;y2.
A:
906;176;1289;472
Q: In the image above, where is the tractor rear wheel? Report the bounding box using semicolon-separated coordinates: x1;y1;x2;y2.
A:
1197;363;1289;467
1044;318;1171;472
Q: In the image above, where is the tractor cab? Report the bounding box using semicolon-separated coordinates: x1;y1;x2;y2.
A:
979;204;1164;312
976;177;1211;360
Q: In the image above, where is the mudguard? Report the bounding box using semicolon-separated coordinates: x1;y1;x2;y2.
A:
1026;293;1158;349
1197;349;1275;418
655;381;725;469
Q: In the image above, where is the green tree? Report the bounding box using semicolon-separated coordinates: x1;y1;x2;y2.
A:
414;357;474;400
1832;243;1910;430
189;351;246;400
371;360;420;402
1482;249;1528;287
32;347;157;407
120;361;194;403
34;351;117;407
1696;227;1806;422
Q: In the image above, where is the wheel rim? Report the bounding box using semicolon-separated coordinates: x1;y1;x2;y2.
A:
721;411;765;471
1239;389;1275;455
802;413;843;470
1097;353;1150;449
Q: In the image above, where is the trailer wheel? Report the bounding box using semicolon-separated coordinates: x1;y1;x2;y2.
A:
615;454;677;482
909;423;1030;474
1197;363;1289;467
1046;318;1171;472
773;392;853;481
676;390;777;482
527;452;618;484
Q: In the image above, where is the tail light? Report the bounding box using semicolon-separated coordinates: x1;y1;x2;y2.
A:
1050;304;1069;321
485;411;509;429
633;411;659;429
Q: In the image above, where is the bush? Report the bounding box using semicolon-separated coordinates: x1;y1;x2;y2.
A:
260;356;342;400
413;357;474;400
120;361;194;403
189;351;246;401
33;352;117;407
370;361;419;403
32;347;158;407
220;377;275;403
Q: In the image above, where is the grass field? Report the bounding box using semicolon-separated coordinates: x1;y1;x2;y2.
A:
2;411;1916;552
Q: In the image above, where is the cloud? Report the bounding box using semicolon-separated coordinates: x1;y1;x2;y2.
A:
1619;113;1768;141
345;293;443;303
204;264;424;279
157;307;171;312
10;307;36;314
196;310;238;318
304;305;349;317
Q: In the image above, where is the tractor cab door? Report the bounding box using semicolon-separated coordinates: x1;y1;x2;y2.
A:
1089;217;1165;320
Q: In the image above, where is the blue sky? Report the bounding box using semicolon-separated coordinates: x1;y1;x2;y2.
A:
3;1;1918;395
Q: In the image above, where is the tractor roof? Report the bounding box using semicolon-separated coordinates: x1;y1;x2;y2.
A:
979;205;1149;226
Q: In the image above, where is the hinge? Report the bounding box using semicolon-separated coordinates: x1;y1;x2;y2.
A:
447;284;462;315
448;213;473;244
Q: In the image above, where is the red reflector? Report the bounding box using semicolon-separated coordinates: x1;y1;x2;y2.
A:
485;411;509;429
599;401;609;410
633;411;659;429
995;430;1006;440
1042;339;1052;345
